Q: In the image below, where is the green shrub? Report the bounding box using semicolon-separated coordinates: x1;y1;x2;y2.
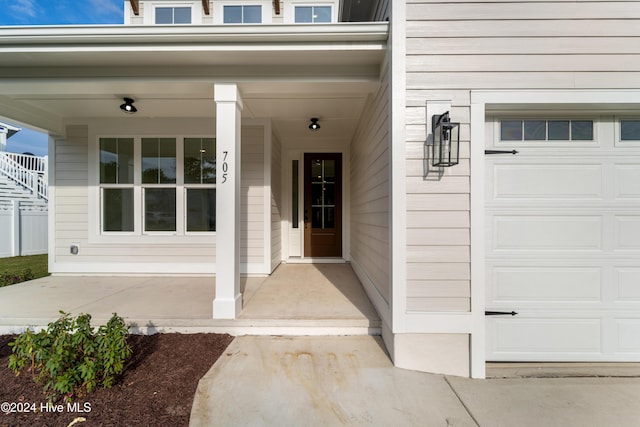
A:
8;311;132;401
0;268;35;287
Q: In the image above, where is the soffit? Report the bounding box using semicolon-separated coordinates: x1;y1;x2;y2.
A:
0;24;388;141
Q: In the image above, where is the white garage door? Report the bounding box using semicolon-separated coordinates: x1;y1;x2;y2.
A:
485;116;640;361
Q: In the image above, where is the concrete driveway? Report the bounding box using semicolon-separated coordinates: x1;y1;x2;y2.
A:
190;336;640;427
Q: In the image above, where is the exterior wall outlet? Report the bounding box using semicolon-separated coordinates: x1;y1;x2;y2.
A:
70;244;79;255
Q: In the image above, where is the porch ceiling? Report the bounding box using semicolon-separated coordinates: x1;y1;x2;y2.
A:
0;23;388;141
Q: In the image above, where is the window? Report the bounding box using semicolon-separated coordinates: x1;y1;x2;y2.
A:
223;5;262;23
184;138;216;232
98;136;216;235
294;5;332;23
501;119;594;141
100;138;134;232
155;6;192;24
621;120;640;141
142;138;177;232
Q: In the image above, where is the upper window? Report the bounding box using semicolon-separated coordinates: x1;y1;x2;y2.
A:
223;5;262;23
500;119;594;142
621;120;640;141
294;5;332;23
155;6;192;24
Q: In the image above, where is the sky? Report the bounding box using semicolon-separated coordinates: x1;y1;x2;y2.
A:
0;0;123;26
1;1;124;156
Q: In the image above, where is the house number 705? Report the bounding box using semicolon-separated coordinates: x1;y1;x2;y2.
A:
221;151;229;184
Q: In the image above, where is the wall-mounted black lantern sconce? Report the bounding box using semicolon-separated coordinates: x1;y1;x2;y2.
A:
431;111;460;167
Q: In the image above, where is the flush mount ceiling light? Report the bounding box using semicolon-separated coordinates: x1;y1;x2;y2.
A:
308;117;320;131
120;97;137;114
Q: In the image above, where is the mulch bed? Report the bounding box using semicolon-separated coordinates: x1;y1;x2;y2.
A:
0;333;234;427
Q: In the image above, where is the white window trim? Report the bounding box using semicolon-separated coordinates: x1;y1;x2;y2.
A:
143;2;202;25
284;1;338;24
213;1;272;25
90;134;216;244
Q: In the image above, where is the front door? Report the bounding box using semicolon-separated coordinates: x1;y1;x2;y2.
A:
304;153;342;257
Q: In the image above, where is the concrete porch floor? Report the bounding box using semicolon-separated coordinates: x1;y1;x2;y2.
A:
0;264;381;336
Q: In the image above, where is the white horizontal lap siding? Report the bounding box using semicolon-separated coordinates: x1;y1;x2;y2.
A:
271;133;282;272
350;54;391;323
405;0;640;313
241;126;265;265
54;125;89;265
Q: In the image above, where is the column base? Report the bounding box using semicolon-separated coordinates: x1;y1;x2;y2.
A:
213;294;242;319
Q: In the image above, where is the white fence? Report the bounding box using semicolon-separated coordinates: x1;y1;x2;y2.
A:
0;200;48;258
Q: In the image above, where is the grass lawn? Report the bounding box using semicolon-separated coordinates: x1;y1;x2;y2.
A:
0;254;49;286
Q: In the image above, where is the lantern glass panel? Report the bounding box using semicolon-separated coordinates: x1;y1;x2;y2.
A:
432;120;460;167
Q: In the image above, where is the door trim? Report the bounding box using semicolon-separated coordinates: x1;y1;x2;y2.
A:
282;148;350;262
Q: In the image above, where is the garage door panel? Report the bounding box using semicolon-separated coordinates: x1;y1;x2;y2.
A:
615;216;640;249
614;164;640;198
615;268;640;301
617;320;640;352
489;267;601;302
489;318;602;355
491;164;603;200
493;215;602;250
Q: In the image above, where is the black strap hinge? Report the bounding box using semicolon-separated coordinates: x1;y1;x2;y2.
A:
485;310;518;316
485;150;518;155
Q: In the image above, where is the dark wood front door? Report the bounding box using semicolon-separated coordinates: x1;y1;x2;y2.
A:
304;153;342;257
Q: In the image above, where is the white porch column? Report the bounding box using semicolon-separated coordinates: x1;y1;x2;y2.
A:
213;83;243;319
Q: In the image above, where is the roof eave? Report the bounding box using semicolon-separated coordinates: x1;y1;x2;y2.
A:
0;22;389;46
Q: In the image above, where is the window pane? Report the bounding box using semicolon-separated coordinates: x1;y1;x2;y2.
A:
142;138;176;184
103;188;134;232
187;188;216;232
100;138;133;184
571;120;593;140
501;120;522;141
184;138;216;184
621;120;640;141
311;159;323;183
324;207;335;228
243;5;262;23
224;5;242;23
295;6;312;22
145;188;176;231
174;7;191;24
524;120;546;140
155;7;173;24
313;6;331;23
323;160;335;182
548;121;570;140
